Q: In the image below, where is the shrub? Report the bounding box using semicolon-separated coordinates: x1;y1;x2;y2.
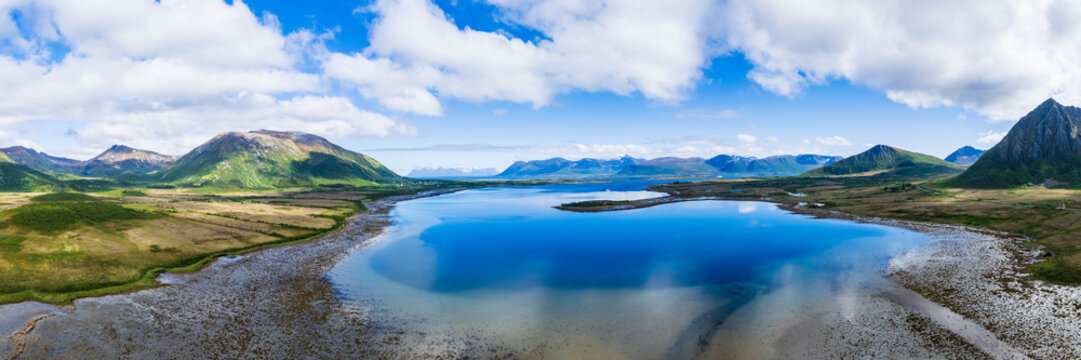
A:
9;202;158;231
121;189;148;197
31;192;95;202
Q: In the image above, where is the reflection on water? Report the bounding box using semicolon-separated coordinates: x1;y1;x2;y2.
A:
328;181;928;358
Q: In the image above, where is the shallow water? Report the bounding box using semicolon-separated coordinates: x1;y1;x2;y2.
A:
328;181;930;358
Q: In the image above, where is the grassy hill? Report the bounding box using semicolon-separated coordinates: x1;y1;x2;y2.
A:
0;162;65;192
155;130;405;188
803;145;961;178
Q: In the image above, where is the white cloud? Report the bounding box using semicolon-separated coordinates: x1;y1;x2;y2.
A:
978;130;1008;144
73;93;415;156
815;136;852;146
0;0;412;157
766;137;779;143
326;0;715;115
737;134;757;143
719;0;1081;120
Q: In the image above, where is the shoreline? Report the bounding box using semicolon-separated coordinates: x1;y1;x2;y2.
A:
557;192;1075;358
0;188;464;359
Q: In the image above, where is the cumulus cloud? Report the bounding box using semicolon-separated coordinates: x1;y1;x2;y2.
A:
737;134;757;143
326;0;715;114
815;136;852;146
978;130;1008;144
719;0;1081;120
0;0;412;157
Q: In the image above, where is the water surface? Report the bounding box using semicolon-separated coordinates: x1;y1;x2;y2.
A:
329;181;928;358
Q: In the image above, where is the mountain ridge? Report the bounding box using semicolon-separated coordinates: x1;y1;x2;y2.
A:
952;99;1081;187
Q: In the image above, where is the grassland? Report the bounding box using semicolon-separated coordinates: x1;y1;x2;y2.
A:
0;183;461;305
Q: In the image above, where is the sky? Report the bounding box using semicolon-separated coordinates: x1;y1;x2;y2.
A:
1;1;1077;174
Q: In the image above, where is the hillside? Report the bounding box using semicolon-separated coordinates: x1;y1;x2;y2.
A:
944;146;986;165
156;130;404;188
0;162;63;191
952;99;1081;188
803;145;961;177
498;156;642;179
0;146;81;173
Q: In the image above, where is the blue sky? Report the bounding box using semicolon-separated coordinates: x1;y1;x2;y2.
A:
0;0;1065;173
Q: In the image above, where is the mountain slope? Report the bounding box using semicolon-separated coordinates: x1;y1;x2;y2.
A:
156;130;403;188
952;99;1081;188
944;146;986;166
0;162;64;191
803;145;961;177
0;146;81;173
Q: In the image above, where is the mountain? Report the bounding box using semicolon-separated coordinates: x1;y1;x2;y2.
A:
617;157;719;177
78;145;176;177
952;99;1081;188
944;146;986;165
803;145;961;177
407;167;499;178
156;130;403;188
0;144;175;177
0;146;81;173
706;154;842;176
497;156;642;179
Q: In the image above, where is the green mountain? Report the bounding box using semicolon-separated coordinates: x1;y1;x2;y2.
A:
155;130;404;188
944;146;986;166
0;162;65;192
803;145;961;177
952;99;1081;188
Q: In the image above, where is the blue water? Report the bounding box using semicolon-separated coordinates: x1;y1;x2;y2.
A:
329;181;928;358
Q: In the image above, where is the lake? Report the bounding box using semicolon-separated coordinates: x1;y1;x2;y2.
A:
328;181;929;358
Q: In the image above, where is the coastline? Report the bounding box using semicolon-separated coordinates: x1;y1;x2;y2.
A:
0;189;463;359
557;192;1081;358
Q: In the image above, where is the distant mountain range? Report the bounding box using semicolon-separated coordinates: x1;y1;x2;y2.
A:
407;167;500;178
952;99;1081;188
803;145;962;178
944;146;986;165
0;145;175;177
497;154;842;179
498;156;643;179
